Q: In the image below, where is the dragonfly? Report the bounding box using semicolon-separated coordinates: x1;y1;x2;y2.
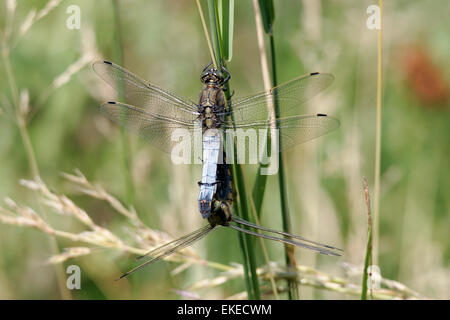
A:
93;60;340;219
92;60;342;278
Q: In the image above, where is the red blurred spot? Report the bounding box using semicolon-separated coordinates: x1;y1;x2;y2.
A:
399;45;448;108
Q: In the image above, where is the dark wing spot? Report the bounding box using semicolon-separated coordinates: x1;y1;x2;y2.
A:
107;101;116;104
104;60;112;65
310;72;320;76
317;113;327;117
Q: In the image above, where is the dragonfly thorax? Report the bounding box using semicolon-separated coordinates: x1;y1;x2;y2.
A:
198;86;225;130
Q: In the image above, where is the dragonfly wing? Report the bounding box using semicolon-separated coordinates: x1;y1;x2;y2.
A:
119;224;215;279
224;114;339;152
232;215;342;253
221;72;334;124
100;101;200;154
93;60;199;122
229;224;340;256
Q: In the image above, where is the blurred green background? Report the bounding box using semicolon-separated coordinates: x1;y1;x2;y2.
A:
0;0;448;299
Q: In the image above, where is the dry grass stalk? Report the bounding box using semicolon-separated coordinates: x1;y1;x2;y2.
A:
16;0;64;46
47;247;92;264
0;171;424;299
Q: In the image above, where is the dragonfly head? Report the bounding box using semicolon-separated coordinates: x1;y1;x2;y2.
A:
201;68;224;86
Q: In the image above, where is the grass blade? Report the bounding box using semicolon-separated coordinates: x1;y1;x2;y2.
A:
258;0;274;34
361;177;374;300
111;0;135;206
252;0;298;299
200;0;261;299
1;20;71;300
251;0;273;215
373;0;383;266
207;0;223;66
217;0;234;61
231;163;261;299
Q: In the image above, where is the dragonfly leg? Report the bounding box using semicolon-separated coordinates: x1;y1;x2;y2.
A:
220;201;233;221
221;87;235;99
202;62;213;73
221;65;231;84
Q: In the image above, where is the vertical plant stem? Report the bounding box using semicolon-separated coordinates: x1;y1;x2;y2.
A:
232;163;261;300
206;0;223;67
361;177;374;300
225;59;261;299
2;47;39;179
112;0;135;206
213;0;262;300
219;0;234;62
198;0;261;299
373;0;383;265
242;171;279;299
252;0;297;299
251;0;272;215
1;43;71;300
236;4;280;297
270;34;298;300
196;0;217;69
3;56;39;178
234;213;255;299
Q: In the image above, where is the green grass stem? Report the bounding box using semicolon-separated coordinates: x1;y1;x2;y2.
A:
361;177;374;300
253;0;298;299
200;0;261;300
112;0;135;206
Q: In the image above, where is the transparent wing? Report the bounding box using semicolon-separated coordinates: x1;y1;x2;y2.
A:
100;101;199;154
119;224;215;279
92;60;199;122
221;72;334;124
229;224;340;256
232;216;342;256
224;114;339;152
